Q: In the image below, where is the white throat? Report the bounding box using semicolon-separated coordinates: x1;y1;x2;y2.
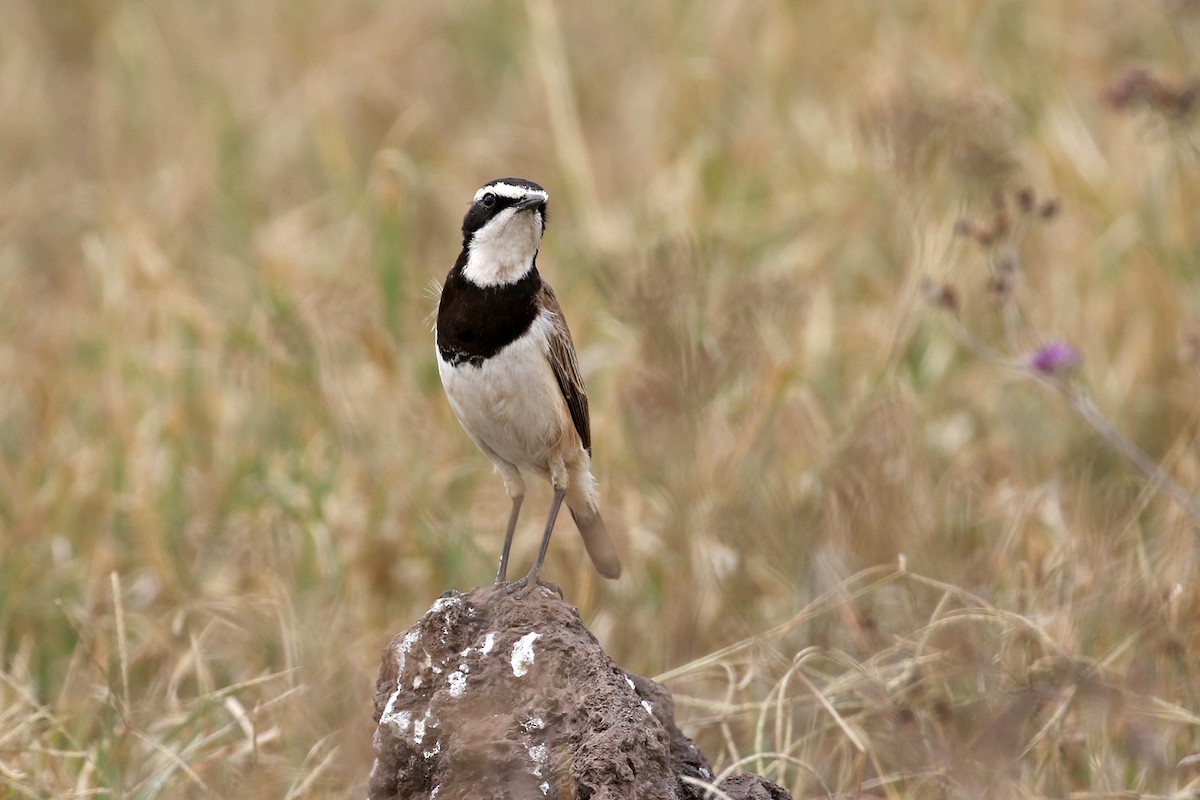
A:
463;208;543;287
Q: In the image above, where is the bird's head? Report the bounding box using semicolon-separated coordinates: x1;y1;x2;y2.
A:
460;177;549;287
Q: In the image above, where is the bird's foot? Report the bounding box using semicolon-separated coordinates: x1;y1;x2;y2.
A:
492;576;563;600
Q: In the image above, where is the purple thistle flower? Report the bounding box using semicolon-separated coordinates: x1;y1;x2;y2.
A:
1029;341;1081;377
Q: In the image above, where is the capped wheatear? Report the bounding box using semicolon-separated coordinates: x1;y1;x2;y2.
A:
435;177;620;588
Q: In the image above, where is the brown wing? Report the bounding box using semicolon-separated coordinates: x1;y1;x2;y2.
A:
538;282;591;454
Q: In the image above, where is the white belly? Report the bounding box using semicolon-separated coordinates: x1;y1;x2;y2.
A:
437;314;573;473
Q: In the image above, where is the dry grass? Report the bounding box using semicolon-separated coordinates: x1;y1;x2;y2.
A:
2;1;1200;796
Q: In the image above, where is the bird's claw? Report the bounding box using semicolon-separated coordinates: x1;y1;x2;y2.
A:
491;576;563;600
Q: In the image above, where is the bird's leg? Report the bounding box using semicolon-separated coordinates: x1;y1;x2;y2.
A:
493;465;526;585
495;493;523;584
527;488;566;584
504;487;566;597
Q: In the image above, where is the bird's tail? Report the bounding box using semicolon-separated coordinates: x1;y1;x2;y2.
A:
569;506;621;580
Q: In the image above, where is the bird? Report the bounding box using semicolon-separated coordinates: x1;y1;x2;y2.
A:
434;177;621;589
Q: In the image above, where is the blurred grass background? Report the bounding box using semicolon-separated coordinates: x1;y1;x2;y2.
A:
3;0;1200;796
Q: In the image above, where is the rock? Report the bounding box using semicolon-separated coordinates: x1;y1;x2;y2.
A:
368;586;790;800
714;773;794;800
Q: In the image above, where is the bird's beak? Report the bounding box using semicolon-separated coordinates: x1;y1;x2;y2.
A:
515;196;546;211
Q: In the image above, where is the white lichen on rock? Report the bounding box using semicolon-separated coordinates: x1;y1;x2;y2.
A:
380;703;411;733
447;666;468;698
430;595;462;643
430;595;461;615
413;717;426;745
511;632;541;677
392;629;421;682
527;742;547;777
413;708;436;747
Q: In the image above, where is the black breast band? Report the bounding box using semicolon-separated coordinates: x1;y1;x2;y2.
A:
436;253;541;368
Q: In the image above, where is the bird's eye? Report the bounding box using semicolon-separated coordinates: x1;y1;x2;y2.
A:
481;192;496;207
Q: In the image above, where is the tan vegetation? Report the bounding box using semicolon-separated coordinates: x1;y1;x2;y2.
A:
2;1;1200;796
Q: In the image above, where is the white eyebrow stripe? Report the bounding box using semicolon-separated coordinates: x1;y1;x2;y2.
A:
474;183;549;203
